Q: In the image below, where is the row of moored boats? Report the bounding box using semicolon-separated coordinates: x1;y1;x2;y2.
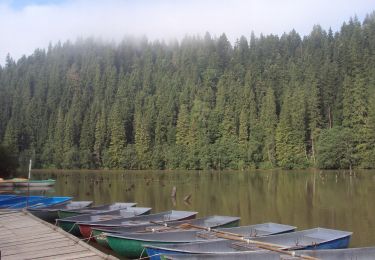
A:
1;195;374;259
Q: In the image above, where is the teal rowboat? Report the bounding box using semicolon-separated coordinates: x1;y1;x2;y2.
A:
93;215;240;248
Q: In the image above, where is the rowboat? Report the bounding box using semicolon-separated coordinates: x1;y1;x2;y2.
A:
58;202;137;218
163;247;375;260
79;210;198;241
0;196;44;208
16;186;55;192
8;196;72;209
78;207;153;239
28;201;93;222
250;227;352;250
56;207;152;236
93;215;242;248
0;180;14;187
13;179;56;187
0;195;17;201
107;223;296;259
144;227;352;260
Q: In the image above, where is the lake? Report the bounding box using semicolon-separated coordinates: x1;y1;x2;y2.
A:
28;169;375;247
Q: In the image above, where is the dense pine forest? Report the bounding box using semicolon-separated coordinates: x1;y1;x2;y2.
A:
1;13;375;170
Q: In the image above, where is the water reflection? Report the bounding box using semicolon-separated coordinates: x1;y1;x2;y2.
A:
29;169;375;247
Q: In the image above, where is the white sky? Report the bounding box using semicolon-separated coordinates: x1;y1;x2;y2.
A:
0;0;373;65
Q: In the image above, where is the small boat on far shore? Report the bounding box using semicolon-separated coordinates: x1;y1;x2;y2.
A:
13;179;56;187
0;178;15;187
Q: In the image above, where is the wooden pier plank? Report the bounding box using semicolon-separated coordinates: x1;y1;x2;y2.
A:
0;211;117;260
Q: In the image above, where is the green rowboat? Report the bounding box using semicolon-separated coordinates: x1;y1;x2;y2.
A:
93;215;240;248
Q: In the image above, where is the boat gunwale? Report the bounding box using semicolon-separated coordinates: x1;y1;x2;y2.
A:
76;210;198;227
58;202;137;214
56;207;153;224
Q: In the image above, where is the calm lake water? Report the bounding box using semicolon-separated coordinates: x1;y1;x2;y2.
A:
26;169;375;247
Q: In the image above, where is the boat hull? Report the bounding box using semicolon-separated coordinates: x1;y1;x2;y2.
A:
160;247;375;260
58;210;81;219
58;220;82;236
0;195;17;201
302;235;351;250
9;197;71;209
79;208;152;240
29;210;59;223
0;196;44;208
93;228;111;248
107;235;182;259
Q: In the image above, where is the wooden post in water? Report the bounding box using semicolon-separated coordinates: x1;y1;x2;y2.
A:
26;159;32;208
28;159;32;179
171;186;177;198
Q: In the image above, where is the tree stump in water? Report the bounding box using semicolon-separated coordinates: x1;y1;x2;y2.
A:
171;186;177;198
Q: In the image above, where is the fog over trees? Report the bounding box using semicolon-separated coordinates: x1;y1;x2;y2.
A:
1;13;375;170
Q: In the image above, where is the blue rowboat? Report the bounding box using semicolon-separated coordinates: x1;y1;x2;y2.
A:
108;223;296;259
162;247;375;260
144;227;352;260
0;195;17;201
8;196;72;209
0;196;44;208
28;201;93;223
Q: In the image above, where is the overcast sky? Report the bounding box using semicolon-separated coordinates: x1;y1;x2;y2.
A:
0;0;374;65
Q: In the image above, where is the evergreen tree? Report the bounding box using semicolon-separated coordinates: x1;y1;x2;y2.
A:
259;87;277;166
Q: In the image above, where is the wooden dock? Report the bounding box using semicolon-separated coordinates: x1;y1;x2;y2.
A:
0;210;118;260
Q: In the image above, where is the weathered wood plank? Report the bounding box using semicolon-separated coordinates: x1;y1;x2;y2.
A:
0;233;63;244
1;240;77;255
7;245;85;259
0;210;117;260
36;251;99;260
0;238;72;250
1;242;81;256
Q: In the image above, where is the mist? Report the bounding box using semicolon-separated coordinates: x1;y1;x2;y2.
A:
0;0;373;65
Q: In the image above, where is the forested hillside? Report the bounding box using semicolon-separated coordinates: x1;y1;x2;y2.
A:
1;14;375;170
